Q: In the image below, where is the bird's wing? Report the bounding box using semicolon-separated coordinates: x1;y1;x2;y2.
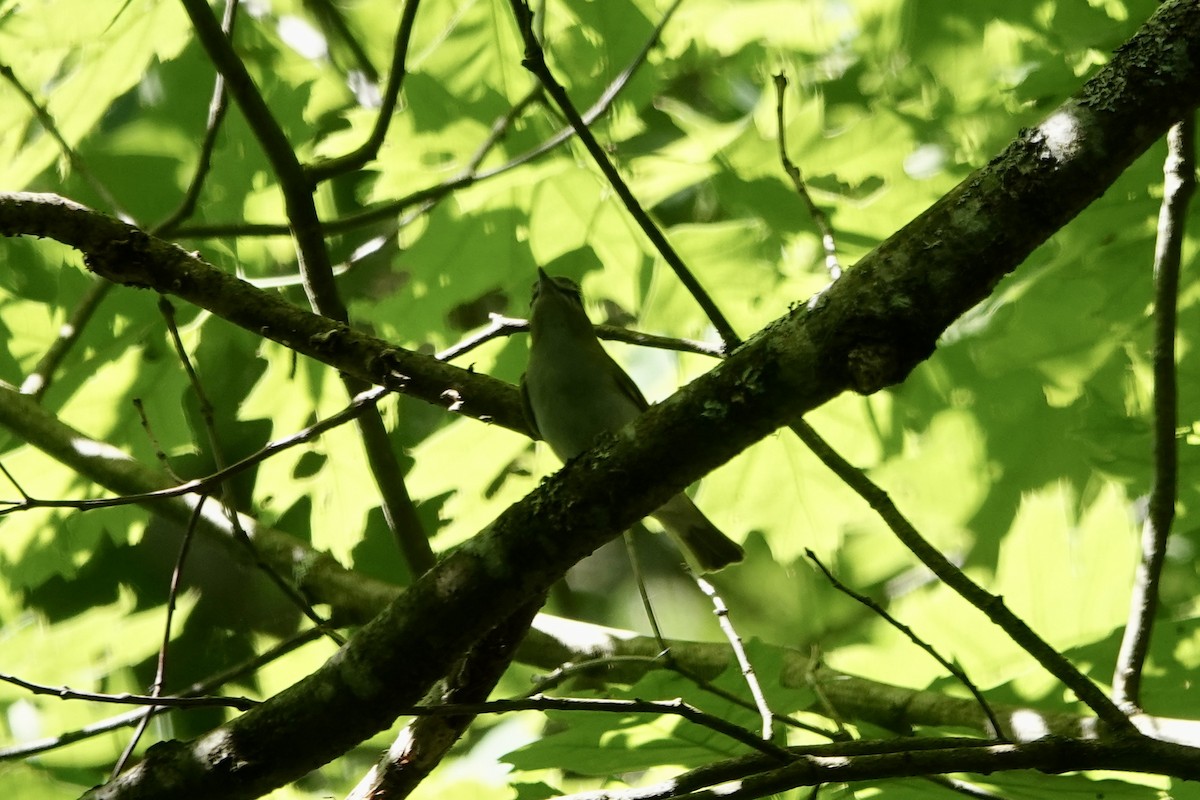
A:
610;354;651;413
518;372;542;439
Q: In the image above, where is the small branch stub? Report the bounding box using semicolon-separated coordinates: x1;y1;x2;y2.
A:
846;342;904;394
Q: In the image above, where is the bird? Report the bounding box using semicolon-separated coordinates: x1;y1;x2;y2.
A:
520;267;743;572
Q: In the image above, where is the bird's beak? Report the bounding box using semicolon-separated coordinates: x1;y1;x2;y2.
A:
531;267;553;308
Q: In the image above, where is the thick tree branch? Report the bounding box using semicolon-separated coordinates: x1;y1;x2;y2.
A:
346;599;543;799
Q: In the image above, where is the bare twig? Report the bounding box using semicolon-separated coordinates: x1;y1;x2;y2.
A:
19;279;114;401
1112;117;1194;710
804;646;846;736
527;650;837;740
437;313;722;363
0;672;256;712
805;549;1005;739
307;0;422;182
1;55;135;401
347;599;542;799
692;572;773;742
773;72;842;281
396;694;793;762
303;0;381;85
436;314;530;362
0;62;129;220
552;736;1200;800
173;0;676;241
112;495;209;776
0;387;387;516
0;627;323;761
131;397;184;481
182;0;436;574
624;531;670;653
11;0;237;402
154;0;241;235
527;654;665;694
158;296;347;647
506;0;738;348
0;461;29;501
788;419;1136;735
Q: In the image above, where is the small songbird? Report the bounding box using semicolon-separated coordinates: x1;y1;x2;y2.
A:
521;268;743;572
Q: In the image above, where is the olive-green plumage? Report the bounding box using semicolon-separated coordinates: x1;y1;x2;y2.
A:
521;268;743;572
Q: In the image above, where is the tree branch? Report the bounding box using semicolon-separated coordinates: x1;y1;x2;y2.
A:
180;0;436;575
0;193;532;435
1112;117;1195;710
306;0;423;182
558;736;1200;799
0;385;400;627
506;0;739;347
517;616;1200;747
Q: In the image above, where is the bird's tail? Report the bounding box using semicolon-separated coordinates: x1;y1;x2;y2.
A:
652;493;743;572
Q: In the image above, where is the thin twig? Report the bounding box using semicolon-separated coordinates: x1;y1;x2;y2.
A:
182;0;438;574
554;737;1003;800
788;419;1136;734
153;0;240;235
1112;117;1194;711
112;495;209;777
2;56;134;400
691;572;773;741
232;82;543;297
527;655;665;694
0;673;256;712
303;0;380;85
526;651;838;740
173;0;677;241
804;646;846;736
0;461;29;500
158;297;225;468
506;0;739;349
131;398;183;481
0;627;323;761
0;62;129;220
805;548;1005;739
397;694;794;762
0;387;388;516
436;313;722;363
306;0;422;182
773;72;841;281
158;296;347;647
625;531;669;652
19;279;114;401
